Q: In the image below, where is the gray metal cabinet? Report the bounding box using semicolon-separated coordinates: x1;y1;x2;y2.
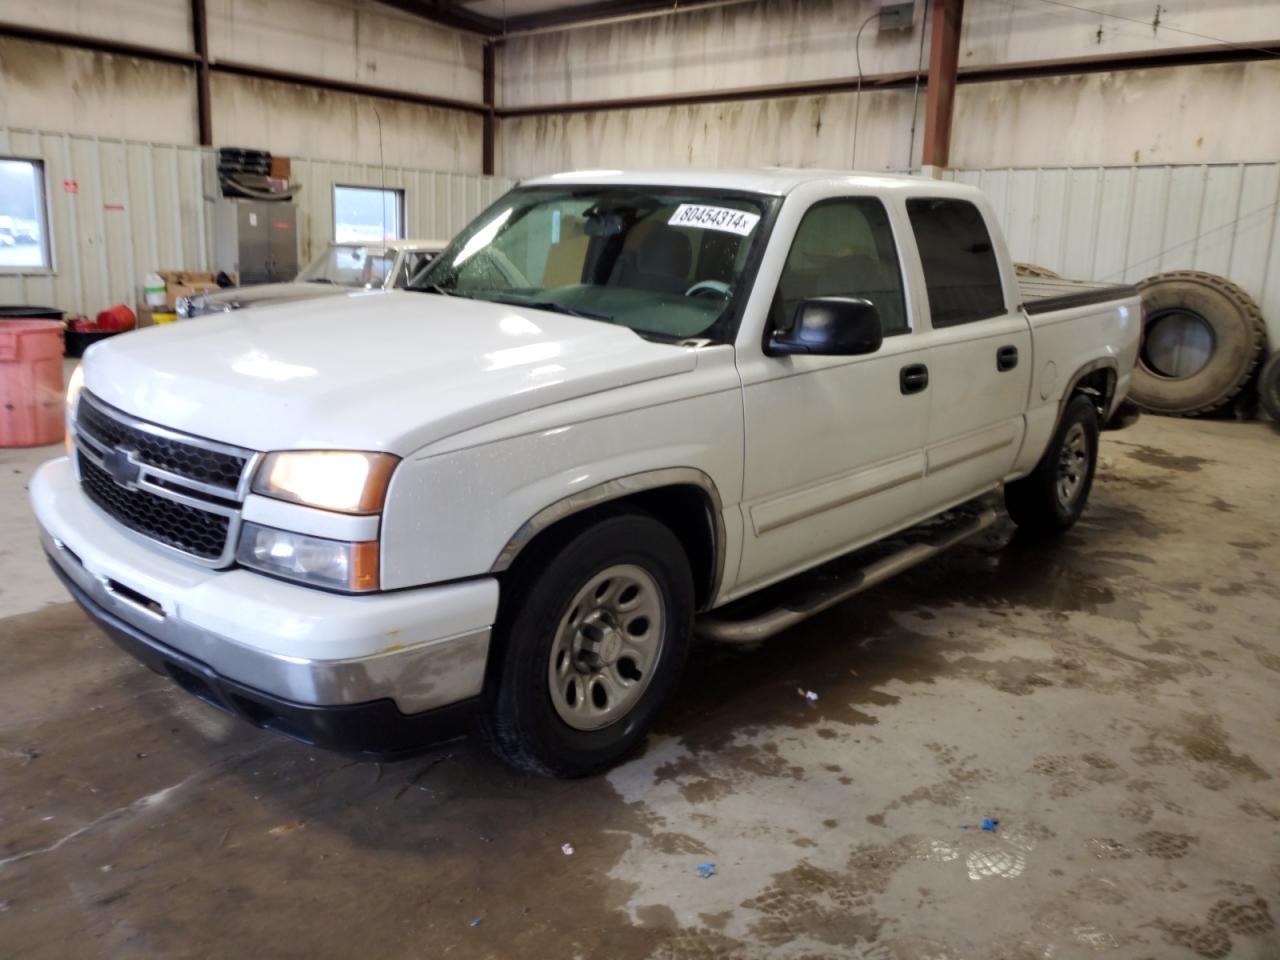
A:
214;200;298;284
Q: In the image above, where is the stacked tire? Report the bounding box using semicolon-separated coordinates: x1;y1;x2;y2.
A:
1260;352;1280;422
1130;270;1267;417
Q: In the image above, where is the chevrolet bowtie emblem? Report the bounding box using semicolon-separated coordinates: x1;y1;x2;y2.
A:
104;447;142;487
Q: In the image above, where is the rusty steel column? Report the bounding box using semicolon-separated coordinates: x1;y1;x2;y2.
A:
482;41;496;175
192;0;213;146
921;0;963;169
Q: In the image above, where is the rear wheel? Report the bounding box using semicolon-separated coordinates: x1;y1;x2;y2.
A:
481;513;693;778
1005;394;1099;534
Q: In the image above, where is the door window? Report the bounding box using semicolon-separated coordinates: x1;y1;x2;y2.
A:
906;198;1005;327
774;198;908;336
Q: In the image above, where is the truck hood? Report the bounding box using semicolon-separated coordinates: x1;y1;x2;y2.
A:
201;282;347;310
83;290;698;455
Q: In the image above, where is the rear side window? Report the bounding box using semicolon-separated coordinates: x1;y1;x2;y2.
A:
774;197;909;335
906;198;1005;327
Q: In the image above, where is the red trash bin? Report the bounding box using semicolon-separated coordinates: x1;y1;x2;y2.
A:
0;319;67;447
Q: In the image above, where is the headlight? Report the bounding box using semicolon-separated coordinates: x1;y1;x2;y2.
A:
252;451;399;514
64;364;84;455
237;522;379;592
66;363;84;413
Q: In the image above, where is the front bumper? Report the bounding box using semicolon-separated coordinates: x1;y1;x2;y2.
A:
31;457;500;753
48;559;477;756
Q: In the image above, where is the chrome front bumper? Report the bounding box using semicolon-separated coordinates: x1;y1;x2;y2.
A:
32;457;499;716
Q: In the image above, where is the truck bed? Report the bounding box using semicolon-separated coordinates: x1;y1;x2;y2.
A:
1017;275;1139;315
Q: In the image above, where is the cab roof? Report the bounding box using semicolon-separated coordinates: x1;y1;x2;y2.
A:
521;168;979;198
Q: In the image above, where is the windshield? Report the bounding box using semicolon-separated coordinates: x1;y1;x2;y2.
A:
296;245;396;288
408;186;775;342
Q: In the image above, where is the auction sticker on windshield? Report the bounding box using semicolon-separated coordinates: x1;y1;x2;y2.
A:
668;204;760;237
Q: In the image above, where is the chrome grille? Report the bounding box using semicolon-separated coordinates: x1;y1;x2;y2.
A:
73;392;257;567
76;395;248;493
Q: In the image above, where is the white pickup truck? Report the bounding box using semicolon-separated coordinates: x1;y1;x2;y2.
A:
32;170;1141;777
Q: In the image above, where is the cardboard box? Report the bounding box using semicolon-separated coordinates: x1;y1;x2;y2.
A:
269;156;291;178
156;270;219;308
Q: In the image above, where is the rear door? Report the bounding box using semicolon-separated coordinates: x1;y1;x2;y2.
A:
904;197;1032;508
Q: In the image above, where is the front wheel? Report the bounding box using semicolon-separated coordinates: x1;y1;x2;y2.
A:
481;513;694;777
1005;394;1100;534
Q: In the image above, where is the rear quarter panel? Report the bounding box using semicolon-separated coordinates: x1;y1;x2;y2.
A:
1010;294;1142;476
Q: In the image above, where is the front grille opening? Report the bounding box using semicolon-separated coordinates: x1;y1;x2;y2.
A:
105;578;164;617
79;453;230;561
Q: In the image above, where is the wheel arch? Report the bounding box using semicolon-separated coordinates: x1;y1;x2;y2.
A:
490;468;726;612
1060;357;1118;424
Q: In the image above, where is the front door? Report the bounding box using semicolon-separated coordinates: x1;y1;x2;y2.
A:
735;194;930;594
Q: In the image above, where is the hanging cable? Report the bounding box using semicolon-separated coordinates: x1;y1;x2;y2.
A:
851;9;885;169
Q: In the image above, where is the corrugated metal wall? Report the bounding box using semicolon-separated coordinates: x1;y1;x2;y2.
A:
946;163;1280;347
0;126;513;317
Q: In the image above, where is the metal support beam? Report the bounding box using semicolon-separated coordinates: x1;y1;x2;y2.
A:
210;60;488;114
192;0;213;146
482;42;496;175
921;0;963;169
375;1;500;36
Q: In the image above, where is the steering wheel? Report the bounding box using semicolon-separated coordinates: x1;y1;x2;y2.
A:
685;280;731;299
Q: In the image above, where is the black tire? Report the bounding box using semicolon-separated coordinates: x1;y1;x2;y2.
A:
1131;270;1266;417
1259;353;1280;423
481;512;694;778
1005;395;1099;534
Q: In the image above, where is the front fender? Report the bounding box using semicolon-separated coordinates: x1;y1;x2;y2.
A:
378;386;744;591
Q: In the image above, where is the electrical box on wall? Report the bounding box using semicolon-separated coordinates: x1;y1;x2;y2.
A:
878;1;915;30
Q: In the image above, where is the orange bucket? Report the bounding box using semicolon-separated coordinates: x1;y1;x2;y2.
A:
0;319;66;447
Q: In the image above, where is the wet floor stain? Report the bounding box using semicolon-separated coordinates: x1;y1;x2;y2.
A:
1119;441;1214;472
3;417;1280;959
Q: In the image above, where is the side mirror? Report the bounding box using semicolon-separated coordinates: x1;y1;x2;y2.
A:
767;297;883;357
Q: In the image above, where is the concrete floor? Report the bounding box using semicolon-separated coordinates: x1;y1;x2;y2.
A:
1;415;1278;960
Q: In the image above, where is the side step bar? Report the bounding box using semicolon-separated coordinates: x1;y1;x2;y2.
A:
696;507;999;644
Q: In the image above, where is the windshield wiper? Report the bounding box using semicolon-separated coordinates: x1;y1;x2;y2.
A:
486;297;613;322
306;278;337;285
412;283;466;297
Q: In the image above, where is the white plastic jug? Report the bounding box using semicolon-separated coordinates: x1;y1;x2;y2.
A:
144;272;166;308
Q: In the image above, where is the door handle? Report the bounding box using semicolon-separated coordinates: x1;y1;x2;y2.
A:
997;345;1019;371
900;363;929;395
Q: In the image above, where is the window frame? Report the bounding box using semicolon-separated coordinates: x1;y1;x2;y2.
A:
769;194;913;340
331;184;406;244
0;156;54;275
904;196;1007;329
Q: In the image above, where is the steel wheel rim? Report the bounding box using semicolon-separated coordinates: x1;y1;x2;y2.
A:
548;564;665;732
1056;422;1089;508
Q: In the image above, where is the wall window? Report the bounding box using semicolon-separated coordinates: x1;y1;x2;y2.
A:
906;198;1005;327
0;159;51;271
775;197;909;335
333;185;404;243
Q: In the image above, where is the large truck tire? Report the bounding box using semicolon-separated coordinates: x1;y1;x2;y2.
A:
1131;270;1265;417
1259;352;1280;422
